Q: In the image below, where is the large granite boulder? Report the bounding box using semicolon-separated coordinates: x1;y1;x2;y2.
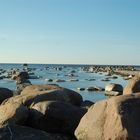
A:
0;88;13;104
27;101;87;134
123;76;140;95
2;85;83;107
21;85;83;106
0;102;28;127
75;93;140;140
0;125;75;140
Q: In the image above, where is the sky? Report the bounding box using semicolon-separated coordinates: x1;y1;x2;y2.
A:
0;0;140;65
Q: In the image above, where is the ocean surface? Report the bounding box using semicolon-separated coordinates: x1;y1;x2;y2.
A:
0;63;131;102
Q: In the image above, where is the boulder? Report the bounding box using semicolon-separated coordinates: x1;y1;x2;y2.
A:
27;101;87;134
123;76;140;95
0;125;75;140
75;93;140;140
21;85;83;106
3;85;83;107
105;83;123;94
0;88;13;104
0;102;28;127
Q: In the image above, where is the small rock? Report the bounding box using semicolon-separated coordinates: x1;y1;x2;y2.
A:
77;88;85;91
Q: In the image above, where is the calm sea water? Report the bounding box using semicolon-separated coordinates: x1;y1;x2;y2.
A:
0;63;129;102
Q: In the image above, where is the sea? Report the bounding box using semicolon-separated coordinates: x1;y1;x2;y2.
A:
0;63;134;102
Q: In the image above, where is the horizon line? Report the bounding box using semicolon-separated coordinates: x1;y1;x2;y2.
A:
0;62;139;66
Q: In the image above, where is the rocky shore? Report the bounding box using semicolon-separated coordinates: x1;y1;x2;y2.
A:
0;65;140;139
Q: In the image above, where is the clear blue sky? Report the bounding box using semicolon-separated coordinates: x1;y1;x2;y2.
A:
0;0;140;65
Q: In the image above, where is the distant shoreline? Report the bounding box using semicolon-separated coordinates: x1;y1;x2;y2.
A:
0;63;140;67
115;70;140;77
